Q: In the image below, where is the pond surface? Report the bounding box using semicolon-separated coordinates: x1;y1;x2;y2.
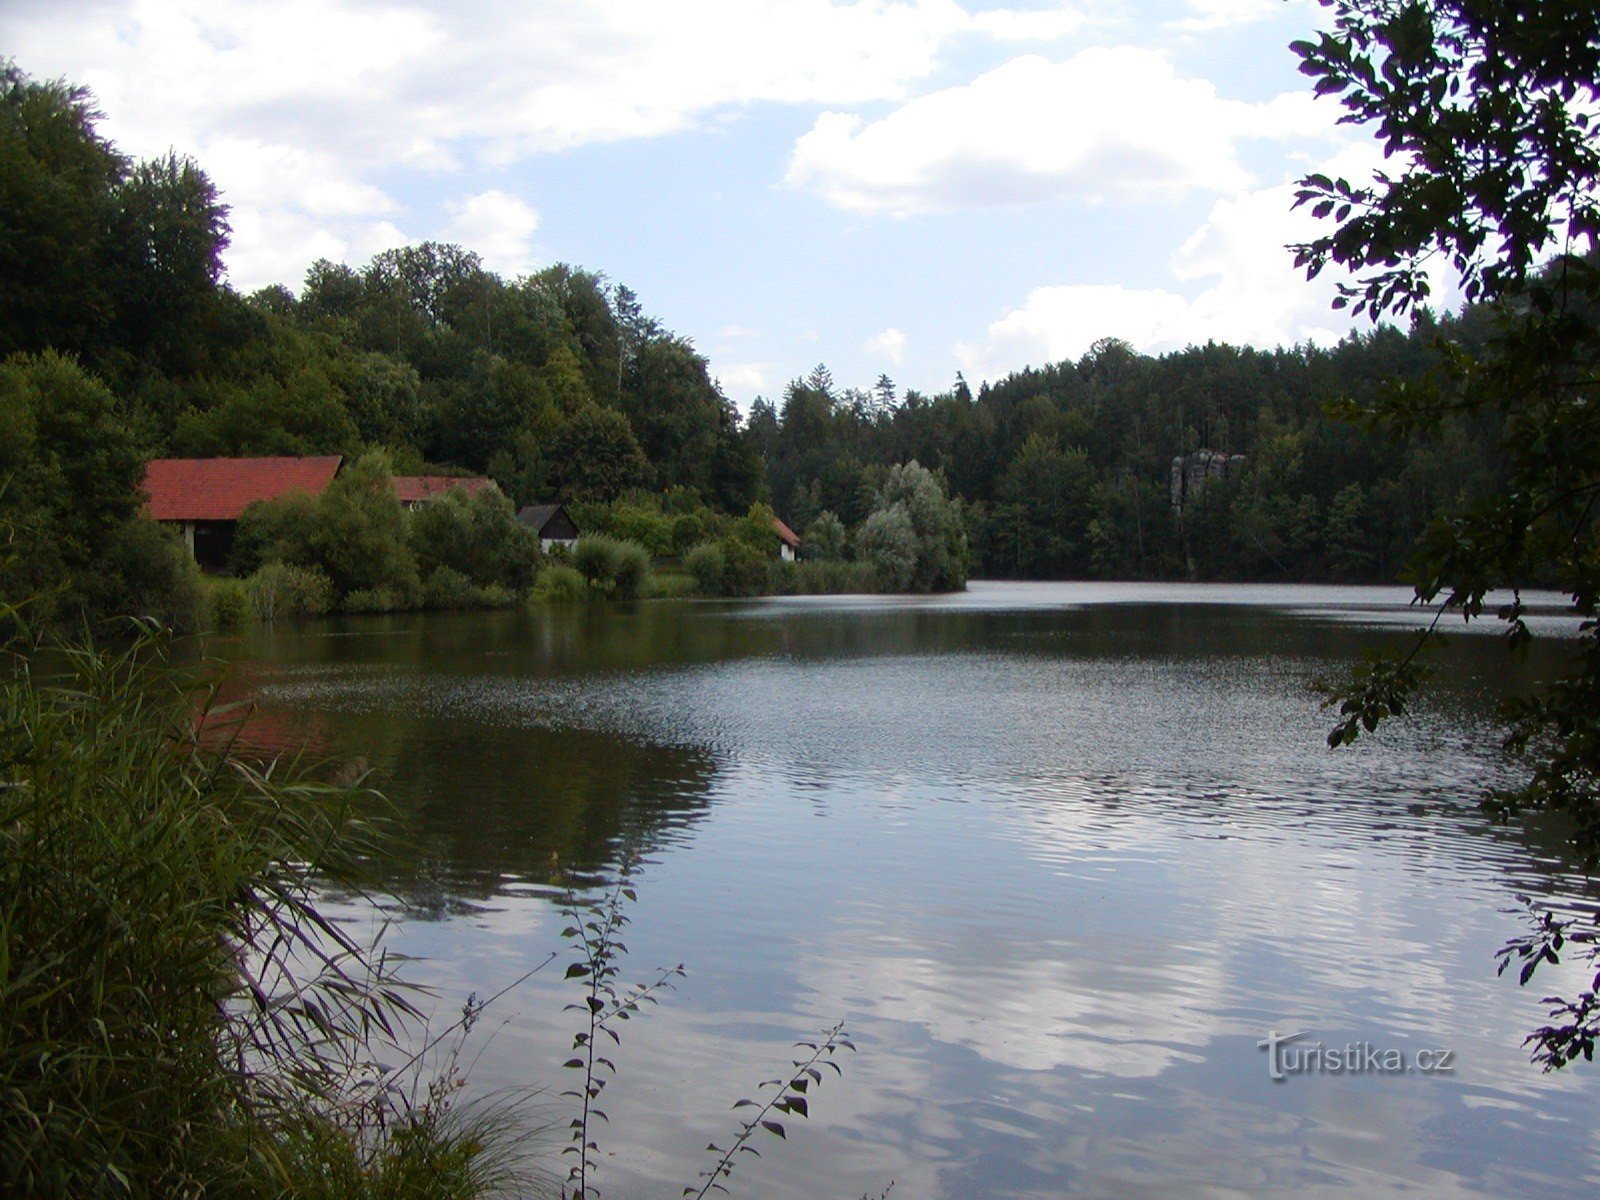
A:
219;582;1600;1199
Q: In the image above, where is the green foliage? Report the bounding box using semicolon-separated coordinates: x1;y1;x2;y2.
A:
532;562;589;603
87;518;206;633
342;586;411;614
801;510;848;561
571;536;622;591
683;541;726;596
421;566;518;611
643;570;698;599
768;558;879;596
862;462;968;592
245;562;334;622
0;632;540;1198
570;535;652;600
204;576;251;630
237;452;420;605
545;406;650;503
1293;0;1600;1068
408;485;539;592
610;539;651;601
0;350;203;628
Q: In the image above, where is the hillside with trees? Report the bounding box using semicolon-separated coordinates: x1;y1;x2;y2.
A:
1;55;1519;628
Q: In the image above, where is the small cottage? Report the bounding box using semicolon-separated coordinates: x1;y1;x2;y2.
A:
773;517;801;562
517;503;581;551
142;455;342;570
392;475;495;510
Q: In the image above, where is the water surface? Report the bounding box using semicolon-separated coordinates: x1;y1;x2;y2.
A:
221;582;1600;1199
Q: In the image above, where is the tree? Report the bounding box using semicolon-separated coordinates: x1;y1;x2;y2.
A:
862;462;968;593
1293;0;1600;1068
0;63;122;362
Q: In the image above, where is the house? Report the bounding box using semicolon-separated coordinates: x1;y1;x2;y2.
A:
517;503;581;551
392;475;495;510
773;517;801;562
142;455;342;570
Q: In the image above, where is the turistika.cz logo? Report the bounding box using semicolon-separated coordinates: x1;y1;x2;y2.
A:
1257;1030;1456;1081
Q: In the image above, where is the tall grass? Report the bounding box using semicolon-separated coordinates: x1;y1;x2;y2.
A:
0;622;543;1199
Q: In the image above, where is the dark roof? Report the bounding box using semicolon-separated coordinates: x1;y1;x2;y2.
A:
393;475;494;503
518;503;575;533
772;517;801;548
142;456;342;521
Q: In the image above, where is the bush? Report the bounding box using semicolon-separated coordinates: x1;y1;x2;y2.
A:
571;536;621;591
423;565;477;610
205;578;252;630
570;535;651;598
233;452;420;603
768;558;879;596
532;563;588;603
611;540;651;601
408;486;539;592
91;518;206;633
342;587;404;614
246;562;333;622
683;541;725;595
719;536;770;597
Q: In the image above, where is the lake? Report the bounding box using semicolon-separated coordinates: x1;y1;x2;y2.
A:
218;582;1600;1199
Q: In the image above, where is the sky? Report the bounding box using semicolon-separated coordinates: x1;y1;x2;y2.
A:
1;0;1397;408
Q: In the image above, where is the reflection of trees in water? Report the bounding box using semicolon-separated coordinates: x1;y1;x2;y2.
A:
380;722;718;902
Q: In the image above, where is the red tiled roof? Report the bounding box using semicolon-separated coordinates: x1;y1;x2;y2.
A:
142;456;343;521
772;517;801;548
392;475;494;504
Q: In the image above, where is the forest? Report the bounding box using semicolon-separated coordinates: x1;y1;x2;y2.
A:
3;57;1511;626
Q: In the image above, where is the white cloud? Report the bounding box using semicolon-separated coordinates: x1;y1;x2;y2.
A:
786;48;1335;214
967;3;1085;40
864;327;908;363
2;0;1042;290
954;142;1395;380
956;283;1192;378
714;362;775;406
442;190;541;278
1170;0;1289;35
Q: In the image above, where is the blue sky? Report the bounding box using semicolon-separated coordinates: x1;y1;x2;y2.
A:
3;0;1395;407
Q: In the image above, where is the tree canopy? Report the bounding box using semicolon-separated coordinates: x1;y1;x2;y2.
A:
1293;0;1600;1068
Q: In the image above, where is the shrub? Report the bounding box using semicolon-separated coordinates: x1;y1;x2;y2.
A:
683;541;725;596
205;577;252;630
343;587;404;614
611;539;651;601
92;518;206;632
571;536;622;591
246;562;333;622
408;486;539;592
532;563;588;603
719;536;770;597
476;583;515;609
233;452;420;602
423;565;477;610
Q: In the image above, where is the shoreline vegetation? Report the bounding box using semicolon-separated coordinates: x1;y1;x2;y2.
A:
3;56;1538;646
0;621;545;1198
199;455;970;632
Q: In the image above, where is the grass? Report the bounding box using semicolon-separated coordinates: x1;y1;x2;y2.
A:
0;618;545;1199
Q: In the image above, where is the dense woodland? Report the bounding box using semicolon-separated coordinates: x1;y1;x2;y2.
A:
3;59;1512;624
